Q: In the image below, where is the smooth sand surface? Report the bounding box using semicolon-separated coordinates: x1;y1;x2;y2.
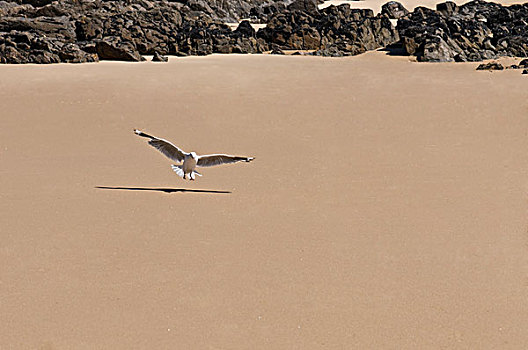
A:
1;51;528;349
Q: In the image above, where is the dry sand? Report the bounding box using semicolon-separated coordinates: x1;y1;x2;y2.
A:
1;46;528;348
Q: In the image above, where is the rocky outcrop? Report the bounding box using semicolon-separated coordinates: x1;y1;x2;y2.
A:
257;2;399;56
0;0;526;63
0;0;270;63
0;14;96;63
180;0;289;23
397;0;528;62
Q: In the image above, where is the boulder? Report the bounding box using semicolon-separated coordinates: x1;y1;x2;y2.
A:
436;1;458;17
287;0;319;16
476;62;504;70
234;20;255;37
381;1;410;19
95;36;143;61
152;51;169;62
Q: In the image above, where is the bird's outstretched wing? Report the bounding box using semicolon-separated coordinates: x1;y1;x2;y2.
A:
134;129;187;162
197;154;255;167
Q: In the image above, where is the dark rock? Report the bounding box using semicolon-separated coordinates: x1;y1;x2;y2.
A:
0;2;34;17
436;1;458;17
522;69;528;74
0;16;76;41
19;0;53;7
270;47;284;54
397;0;528;62
313;45;346;57
0;44;27;63
476;62;504;70
96;36;142;61
420;35;456;62
234;20;255;37
249;2;286;23
1;0;522;64
519;59;528;68
258;4;399;55
287;0;319;16
152;51;168;62
381;1;410;19
58;42;98;63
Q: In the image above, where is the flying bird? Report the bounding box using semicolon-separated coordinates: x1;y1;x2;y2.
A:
134;129;254;180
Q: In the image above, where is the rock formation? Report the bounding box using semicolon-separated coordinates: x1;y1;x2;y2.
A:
397;0;528;62
0;0;526;63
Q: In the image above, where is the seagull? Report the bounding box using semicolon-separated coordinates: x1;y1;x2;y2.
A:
134;129;254;180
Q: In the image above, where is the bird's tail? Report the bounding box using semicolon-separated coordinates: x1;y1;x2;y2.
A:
170;165;202;179
171;164;184;178
134;129;155;139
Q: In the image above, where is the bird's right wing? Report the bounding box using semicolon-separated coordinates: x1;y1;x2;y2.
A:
196;154;254;167
134;129;187;162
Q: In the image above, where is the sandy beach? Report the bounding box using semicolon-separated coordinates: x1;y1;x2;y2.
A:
2;5;528;347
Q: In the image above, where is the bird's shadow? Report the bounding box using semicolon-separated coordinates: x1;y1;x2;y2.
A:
95;186;231;194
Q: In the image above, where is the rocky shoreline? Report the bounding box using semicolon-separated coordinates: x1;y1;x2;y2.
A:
0;0;526;63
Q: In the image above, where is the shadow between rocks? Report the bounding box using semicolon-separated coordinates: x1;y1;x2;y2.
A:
95;186;231;194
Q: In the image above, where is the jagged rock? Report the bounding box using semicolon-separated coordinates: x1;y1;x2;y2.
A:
287;0;319;16
249;2;286;23
397;0;528;62
0;1;34;17
96;36;142;61
234;20;255;37
0;16;76;40
313;45;346;57
381;1;409;19
0;0;525;63
152;51;168;62
258;4;399;54
476;62;504;70
420;35;456;62
270;47;284;54
58;42;98;63
436;1;458;17
19;0;53;7
0;44;26;63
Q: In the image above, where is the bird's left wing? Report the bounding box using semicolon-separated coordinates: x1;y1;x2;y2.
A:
196;154;255;167
134;129;187;163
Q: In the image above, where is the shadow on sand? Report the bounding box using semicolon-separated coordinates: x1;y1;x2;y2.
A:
378;44;408;56
95;186;231;194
